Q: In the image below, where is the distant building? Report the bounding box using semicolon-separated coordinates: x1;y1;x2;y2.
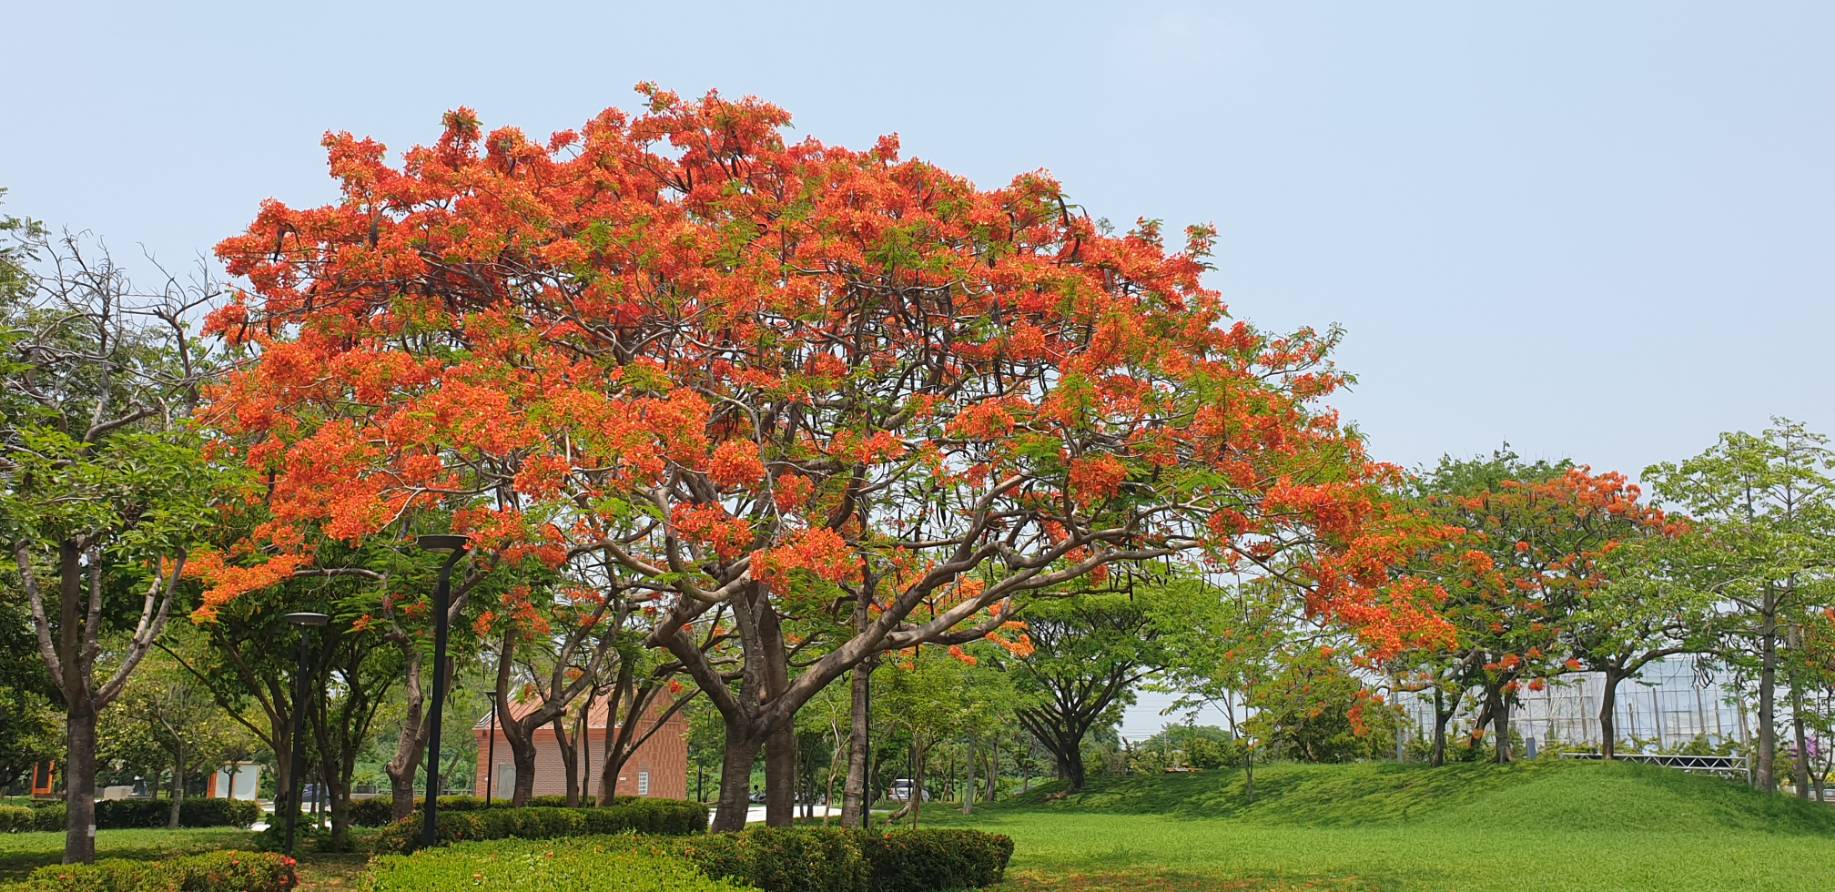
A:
206;762;261;800
471;698;688;800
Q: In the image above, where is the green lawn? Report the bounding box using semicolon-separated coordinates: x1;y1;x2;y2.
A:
912;761;1835;891
4;764;1829;890
0;827;256;881
0;827;372;889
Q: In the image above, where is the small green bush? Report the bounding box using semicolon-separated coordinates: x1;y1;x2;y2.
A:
369;799;708;853
2;850;296;891
28;804;61;832
362;837;748;891
678;826;869;892
670;827;1012;892
0;805;31;833
860;828;1014;892
348;798;397;827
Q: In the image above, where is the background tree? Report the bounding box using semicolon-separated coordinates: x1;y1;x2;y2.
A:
99;647;240;828
0;222;222;862
1567;528;1710;758
1644;420;1835;792
1411;451;1668;763
0;602;60;790
1004;584;1173;792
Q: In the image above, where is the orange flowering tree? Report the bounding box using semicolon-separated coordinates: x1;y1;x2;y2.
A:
1409;450;1674;763
206;86;1443;829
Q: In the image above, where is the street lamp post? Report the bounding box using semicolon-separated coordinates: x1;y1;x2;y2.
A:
416;534;469;850
281;611;328;857
483;700;496;807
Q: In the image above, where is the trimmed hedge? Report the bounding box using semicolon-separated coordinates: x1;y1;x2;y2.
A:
859;828;1015;892
15;798;261;832
673;827;1012;892
370;798;709;853
0;850;296;891
348;794;588;826
0;805;31;833
679;827;868;892
361;838;748;892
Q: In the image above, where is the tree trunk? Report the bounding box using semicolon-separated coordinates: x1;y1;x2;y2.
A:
961;742;975;815
1599;669;1621;760
63;705;98;864
384;644;427;819
986;743;998;802
839;664;871;826
508;736;537;805
911;746;927;830
712;731;761;832
1493;691;1513;764
167;746;184;829
326;772;352;851
1056;734;1087;792
1242;742;1255;803
551;711;580;807
1789;673;1811;799
1430;687;1451;767
597;744;631;805
1756;609;1778;792
764;720;796;827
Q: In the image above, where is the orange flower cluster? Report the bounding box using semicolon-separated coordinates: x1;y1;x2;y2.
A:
197;85;1448;663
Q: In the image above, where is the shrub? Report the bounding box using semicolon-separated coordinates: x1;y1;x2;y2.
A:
28;804;62;832
2;850;296;891
348;798;397;827
361;838;747;891
350;794;598;826
860;829;1014;892
81;797;262;829
677;826;868;892
369;799;708;853
0;805;31;833
178;797;263;828
667;827;1011;892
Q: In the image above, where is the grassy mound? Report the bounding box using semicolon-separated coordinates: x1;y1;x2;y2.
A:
1007;759;1835;834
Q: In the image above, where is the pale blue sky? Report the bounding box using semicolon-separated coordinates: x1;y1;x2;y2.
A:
7;2;1830;737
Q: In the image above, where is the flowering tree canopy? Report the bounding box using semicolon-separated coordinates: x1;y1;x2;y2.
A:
202;85;1445;826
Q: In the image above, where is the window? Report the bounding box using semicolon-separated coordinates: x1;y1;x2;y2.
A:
638;771;651;796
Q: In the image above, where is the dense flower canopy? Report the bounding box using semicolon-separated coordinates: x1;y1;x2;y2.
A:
200;84;1447;660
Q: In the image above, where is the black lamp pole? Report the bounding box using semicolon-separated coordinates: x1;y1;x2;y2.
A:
281;611;329;857
416;534;469;850
484;700;496;807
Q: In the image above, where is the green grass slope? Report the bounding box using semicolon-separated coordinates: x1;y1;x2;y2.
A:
917;761;1835;891
1006;759;1835;834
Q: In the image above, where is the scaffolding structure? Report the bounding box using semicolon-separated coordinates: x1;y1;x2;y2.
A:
1397;657;1749;753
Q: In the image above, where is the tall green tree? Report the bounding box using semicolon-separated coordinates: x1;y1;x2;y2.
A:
1567;529;1713;759
1002;584;1178;792
1;221;223;862
1644;420;1835;793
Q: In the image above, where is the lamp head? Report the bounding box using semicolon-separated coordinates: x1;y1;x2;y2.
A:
284;611;330;627
416;534;471;554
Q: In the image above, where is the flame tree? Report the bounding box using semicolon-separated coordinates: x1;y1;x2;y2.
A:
203;86;1445;829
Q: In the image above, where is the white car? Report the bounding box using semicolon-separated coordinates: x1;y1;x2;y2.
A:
887;779;929;802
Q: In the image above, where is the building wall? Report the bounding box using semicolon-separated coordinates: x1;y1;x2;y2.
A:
471;711;688;800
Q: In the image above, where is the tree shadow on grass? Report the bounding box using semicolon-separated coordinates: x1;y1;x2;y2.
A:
1000;868;1390;891
0;828;256;881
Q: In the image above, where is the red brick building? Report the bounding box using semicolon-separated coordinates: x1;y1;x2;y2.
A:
471;698;688;801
